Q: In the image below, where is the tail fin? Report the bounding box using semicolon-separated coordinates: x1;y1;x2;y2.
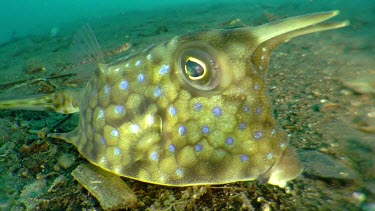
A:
0;25;104;114
0;89;81;114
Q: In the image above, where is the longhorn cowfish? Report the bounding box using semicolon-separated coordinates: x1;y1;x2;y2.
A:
0;11;348;188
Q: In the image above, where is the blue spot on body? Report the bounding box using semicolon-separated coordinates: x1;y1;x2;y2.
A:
267;153;273;160
195;144;203;152
168;106;177;116
169;144;175;153
243;106;249;113
111;129;119;137
150;151;158;161
271;129;276;135
240;155;249;162
213;107;222;116
254;131;263;140
202;126;209;134
104;85;110;94
115;106;124;114
239;122;246;130
178;126;186;136
137;73;145;83
176;169;183;177
225;137;233;145
254;84;259;91
119;80;128;91
100;137;106;145
135;60;142;66
194;102;203;111
114;148;121;156
153;86;162;97
255;107;261;115
159;64;170;75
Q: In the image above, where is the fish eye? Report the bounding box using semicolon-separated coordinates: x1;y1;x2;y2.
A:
184;57;206;80
178;48;220;92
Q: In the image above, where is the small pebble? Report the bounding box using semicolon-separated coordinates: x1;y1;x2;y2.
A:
351;192;366;205
342;75;375;95
57;153;75;169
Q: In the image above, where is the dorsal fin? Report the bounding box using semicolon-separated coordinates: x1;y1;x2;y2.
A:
72;24;105;64
69;24;106;81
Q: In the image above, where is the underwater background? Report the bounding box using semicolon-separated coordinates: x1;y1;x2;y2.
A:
0;0;374;210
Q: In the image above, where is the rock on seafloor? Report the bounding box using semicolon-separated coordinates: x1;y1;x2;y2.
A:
299;150;359;180
71;164;138;210
342;74;375;95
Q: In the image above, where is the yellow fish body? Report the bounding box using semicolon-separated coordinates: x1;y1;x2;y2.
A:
0;11;348;188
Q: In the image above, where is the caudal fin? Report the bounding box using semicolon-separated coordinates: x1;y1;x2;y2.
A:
0;89;81;114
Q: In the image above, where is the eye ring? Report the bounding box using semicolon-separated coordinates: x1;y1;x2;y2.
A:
184;57;207;80
177;48;220;92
